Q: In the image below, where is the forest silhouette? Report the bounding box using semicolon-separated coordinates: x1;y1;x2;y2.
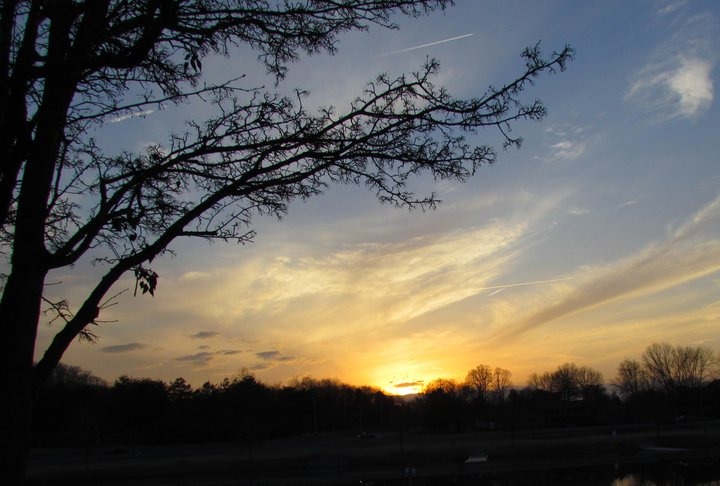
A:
33;342;719;448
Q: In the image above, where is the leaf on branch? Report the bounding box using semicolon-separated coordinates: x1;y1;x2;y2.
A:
134;266;159;297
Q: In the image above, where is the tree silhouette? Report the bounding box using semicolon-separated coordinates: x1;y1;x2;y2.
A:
465;364;493;403
614;359;649;399
0;1;572;480
491;366;512;403
527;362;604;402
465;364;512;404
642;342;716;393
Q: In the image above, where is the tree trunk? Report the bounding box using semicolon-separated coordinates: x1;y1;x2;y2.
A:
0;135;59;483
0;54;77;484
0;271;46;485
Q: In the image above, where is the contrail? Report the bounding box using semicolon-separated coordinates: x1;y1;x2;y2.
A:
378;33;474;57
109;109;155;123
481;277;573;294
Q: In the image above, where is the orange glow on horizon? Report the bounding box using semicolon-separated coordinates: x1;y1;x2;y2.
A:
383;381;424;396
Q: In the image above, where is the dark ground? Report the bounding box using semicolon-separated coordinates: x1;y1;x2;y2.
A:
26;421;720;485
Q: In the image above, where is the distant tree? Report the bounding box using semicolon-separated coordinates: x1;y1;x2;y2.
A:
421;378;472;430
672;344;716;388
527;363;604;401
424;377;463;396
465;364;512;404
491;366;513;403
614;359;649;399
33;363;107;446
167;377;193;401
0;0;573;479
40;362;107;389
109;376;169;442
550;363;580;401
642;342;716;393
575;365;604;401
465;364;493;402
642;343;676;392
527;372;552;391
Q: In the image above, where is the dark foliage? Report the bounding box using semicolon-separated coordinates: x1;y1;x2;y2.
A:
33;358;719;449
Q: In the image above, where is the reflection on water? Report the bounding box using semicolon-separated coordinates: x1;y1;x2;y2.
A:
374;461;720;485
612;470;720;486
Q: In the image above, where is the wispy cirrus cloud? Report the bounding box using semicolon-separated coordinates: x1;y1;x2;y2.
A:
658;0;689;15
627;57;713;120
493;194;720;342
548;139;587;161
626;13;716;121
617;200;638;209
540;124;591;162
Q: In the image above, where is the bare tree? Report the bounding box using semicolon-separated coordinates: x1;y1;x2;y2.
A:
614;359;648;399
465;364;493;402
642;342;716;393
491;366;512;403
642;342;676;392
527;363;604;401
672;345;715;388
550;362;580;401
0;1;572;480
41;362;107;389
424;377;463;397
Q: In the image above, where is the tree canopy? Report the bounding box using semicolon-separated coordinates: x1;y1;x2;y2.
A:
0;1;572;482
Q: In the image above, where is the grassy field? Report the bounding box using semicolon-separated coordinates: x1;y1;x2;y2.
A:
27;421;720;485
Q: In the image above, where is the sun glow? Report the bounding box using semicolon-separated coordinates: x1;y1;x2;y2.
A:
384;379;425;396
373;364;437;396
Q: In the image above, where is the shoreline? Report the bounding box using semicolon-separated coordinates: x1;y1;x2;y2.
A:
27;421;720;485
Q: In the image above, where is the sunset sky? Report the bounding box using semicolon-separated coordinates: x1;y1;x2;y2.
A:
37;0;720;395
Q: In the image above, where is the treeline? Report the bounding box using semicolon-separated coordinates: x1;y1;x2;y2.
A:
34;370;402;446
33;343;719;447
614;342;718;424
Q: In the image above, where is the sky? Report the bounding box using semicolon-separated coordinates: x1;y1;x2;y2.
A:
37;0;720;395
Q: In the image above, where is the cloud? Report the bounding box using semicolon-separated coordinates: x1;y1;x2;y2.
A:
100;343;145;353
628;57;713;119
566;207;589;216
494;195;720;342
256;350;295;361
176;351;214;365
626;14;716;121
180;271;211;281
394;380;424;389
188;331;220;339
658;0;689;15
617;200;638;209
540;124;591;162
138;189;568;373
548;140;587;161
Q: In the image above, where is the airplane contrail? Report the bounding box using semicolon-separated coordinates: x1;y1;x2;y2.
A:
377;33;474;57
481;277;573;294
